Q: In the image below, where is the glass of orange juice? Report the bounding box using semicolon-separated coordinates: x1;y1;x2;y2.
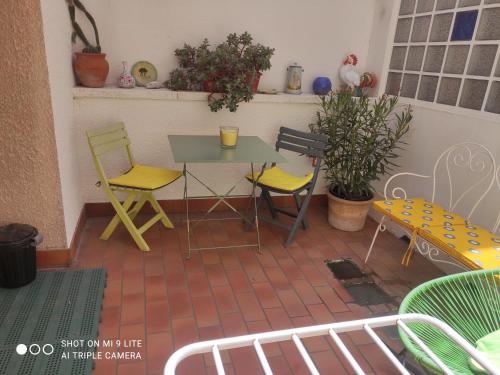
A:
219;126;239;149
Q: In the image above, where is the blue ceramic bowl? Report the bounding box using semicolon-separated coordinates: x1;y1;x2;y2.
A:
313;77;332;95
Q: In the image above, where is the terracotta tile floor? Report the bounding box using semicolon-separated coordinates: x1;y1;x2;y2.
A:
70;205;444;375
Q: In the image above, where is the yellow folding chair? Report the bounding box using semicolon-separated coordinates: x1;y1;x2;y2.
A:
86;122;182;251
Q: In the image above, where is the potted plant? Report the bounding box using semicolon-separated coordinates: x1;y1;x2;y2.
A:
67;0;109;88
165;39;211;92
310;91;412;231
165;32;274;112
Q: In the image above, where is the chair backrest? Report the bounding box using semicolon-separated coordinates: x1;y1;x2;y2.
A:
274;127;328;189
275;127;328;159
86;122;135;186
398;269;500;374
430;142;496;224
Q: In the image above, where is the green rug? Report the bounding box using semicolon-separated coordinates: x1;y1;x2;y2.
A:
0;268;106;375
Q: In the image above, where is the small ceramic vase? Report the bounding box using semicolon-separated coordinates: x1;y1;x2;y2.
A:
118;61;135;88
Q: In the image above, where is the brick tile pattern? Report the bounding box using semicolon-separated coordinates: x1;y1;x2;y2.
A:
73;206;443;375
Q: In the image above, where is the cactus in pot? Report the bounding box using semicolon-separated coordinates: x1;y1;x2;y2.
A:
67;0;109;87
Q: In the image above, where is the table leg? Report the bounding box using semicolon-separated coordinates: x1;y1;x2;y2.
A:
251;163;267;254
186;171;253;226
183;163;192;259
182;162;267;258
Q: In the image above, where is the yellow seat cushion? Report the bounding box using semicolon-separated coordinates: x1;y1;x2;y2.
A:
419;224;500;270
108;164;182;190
246;166;313;192
373;198;467;231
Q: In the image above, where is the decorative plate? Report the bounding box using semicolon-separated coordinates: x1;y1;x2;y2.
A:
131;61;158;87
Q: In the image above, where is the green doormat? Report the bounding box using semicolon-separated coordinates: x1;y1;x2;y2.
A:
0;268;106;375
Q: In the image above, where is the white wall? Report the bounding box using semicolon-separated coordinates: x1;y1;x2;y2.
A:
53;0;500;238
69;0;399;204
74;92;325;202
75;0;380;93
367;0;398;96
41;0;84;246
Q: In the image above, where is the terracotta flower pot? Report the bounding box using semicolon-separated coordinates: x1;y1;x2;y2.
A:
327;190;375;231
202;79;215;93
202;72;261;93
74;52;109;88
248;72;261;93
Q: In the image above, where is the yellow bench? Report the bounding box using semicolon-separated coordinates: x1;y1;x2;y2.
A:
365;143;500;271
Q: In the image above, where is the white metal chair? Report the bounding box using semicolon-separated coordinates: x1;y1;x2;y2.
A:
164;313;499;375
365;142;498;271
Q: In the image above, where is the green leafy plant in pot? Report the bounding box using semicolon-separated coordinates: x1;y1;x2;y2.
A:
166;32;274;112
310;91;412;231
67;0;109;88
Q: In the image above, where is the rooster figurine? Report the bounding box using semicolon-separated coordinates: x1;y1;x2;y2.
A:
339;54;360;89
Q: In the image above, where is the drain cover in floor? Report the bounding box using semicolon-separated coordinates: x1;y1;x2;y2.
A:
345;282;393;306
326;258;365;280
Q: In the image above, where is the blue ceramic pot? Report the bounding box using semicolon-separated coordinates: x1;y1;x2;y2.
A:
313;77;332;95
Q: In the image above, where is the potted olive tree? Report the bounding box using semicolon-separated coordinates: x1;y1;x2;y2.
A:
67;0;109;88
165;32;274;112
310;91;412;231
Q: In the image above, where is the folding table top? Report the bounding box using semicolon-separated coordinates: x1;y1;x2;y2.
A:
168;135;287;164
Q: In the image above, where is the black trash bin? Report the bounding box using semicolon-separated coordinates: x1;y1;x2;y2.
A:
0;224;43;288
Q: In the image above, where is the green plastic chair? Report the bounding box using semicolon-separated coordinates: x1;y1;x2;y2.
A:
399;269;500;374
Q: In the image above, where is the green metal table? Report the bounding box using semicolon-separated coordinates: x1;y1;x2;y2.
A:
168;135;286;258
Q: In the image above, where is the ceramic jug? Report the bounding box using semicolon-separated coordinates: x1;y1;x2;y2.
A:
286;63;303;94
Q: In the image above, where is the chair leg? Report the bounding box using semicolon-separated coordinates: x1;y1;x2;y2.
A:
293;193;308;230
146;192;174;229
263;190;278;219
127;192;148;222
365;216;386;263
102;190;150;251
285;189;314;247
101;192;137;240
255;190;265;213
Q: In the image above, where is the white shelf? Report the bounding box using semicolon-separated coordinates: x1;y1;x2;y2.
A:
73;86;321;104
